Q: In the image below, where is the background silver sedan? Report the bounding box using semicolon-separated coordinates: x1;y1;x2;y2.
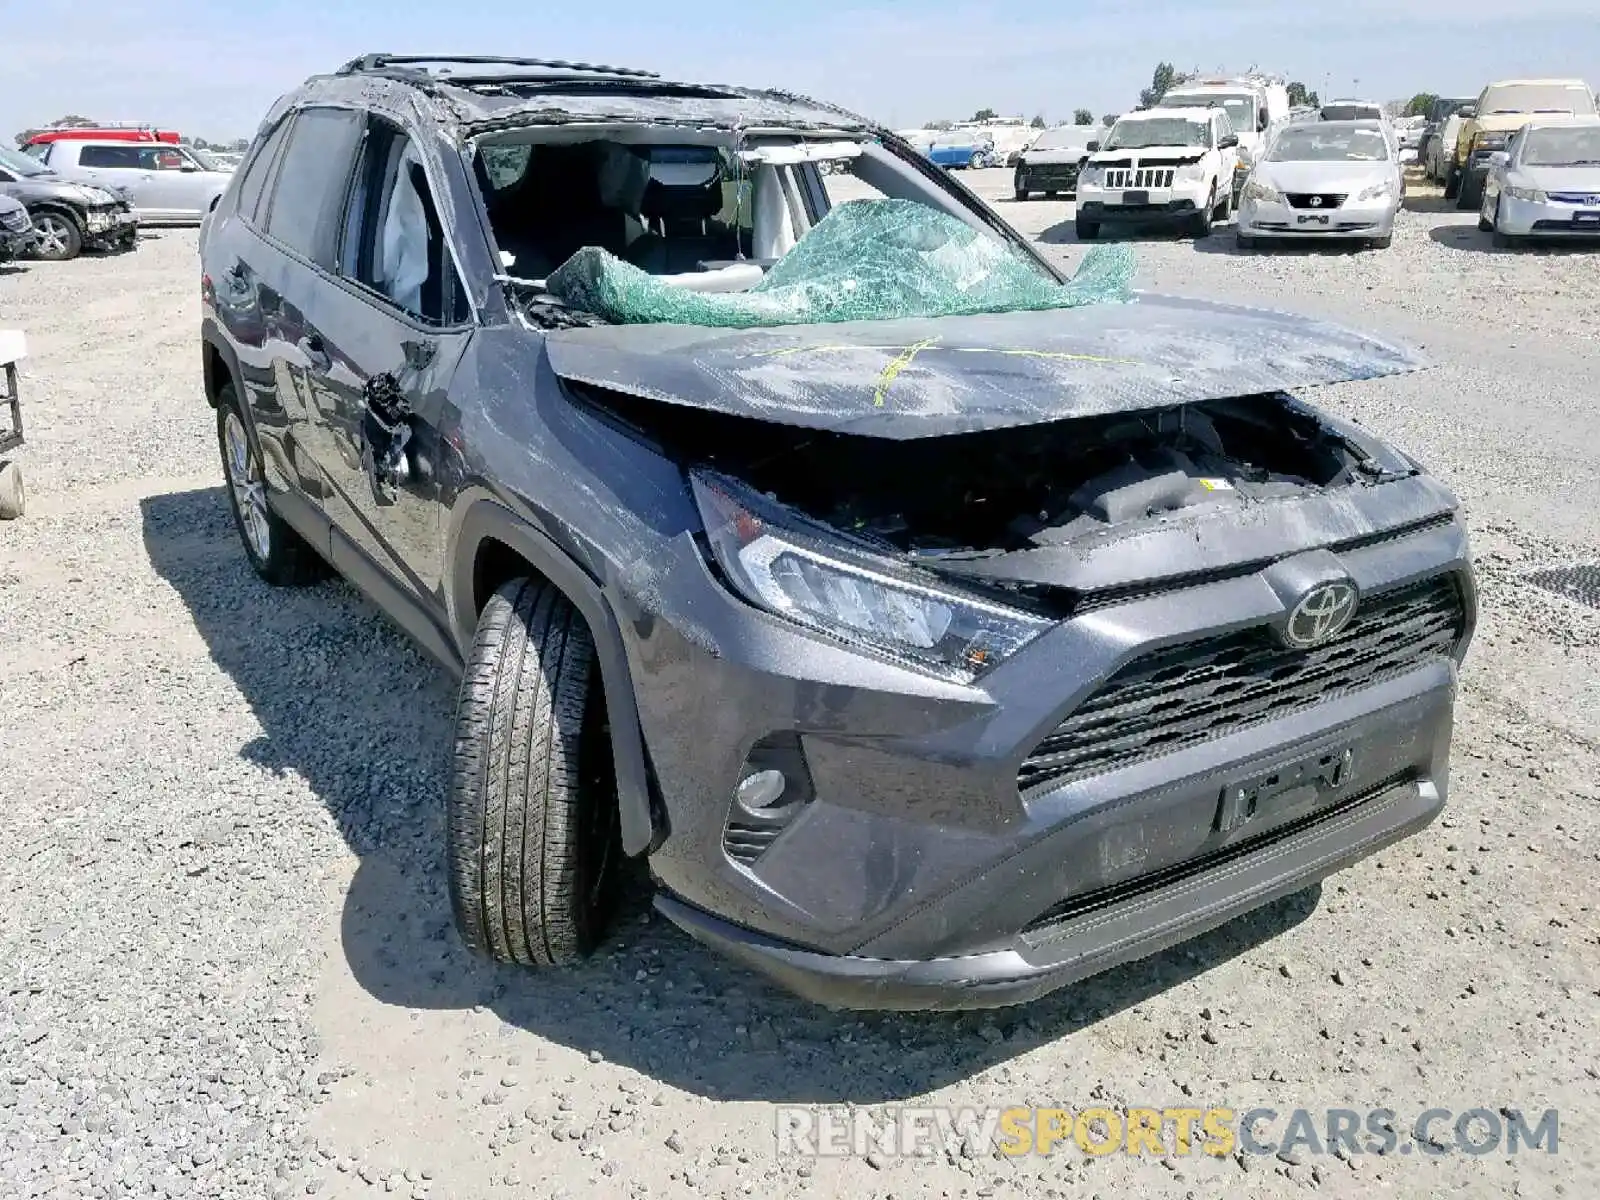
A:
1236;120;1403;250
1479;116;1600;247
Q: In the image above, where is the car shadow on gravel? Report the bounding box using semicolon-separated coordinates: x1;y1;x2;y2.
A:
143;486;1323;1104
1038;218;1226;246
1428;225;1600;255
1191;236;1384;257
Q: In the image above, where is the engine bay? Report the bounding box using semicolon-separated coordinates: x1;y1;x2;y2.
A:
579;386;1396;557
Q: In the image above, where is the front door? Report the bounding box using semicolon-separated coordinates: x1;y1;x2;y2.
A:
300;116;473;614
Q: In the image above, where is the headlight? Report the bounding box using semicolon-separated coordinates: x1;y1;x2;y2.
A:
1506;184;1547;202
1241;177;1284;204
1078;166;1102;186
1356;179;1396;202
1473;132;1509;152
1174;162;1207;182
691;470;1051;682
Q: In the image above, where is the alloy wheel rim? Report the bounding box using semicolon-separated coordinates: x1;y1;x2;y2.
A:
35;217;67;256
223;412;271;560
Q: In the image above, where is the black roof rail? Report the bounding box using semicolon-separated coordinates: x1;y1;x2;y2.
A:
336;53;660;80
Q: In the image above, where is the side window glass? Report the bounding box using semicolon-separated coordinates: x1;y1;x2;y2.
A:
345;122;468;326
264;107;364;269
81;145;141;169
235;117;293;227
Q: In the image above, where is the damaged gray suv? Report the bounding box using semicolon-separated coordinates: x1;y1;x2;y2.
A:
198;54;1476;1011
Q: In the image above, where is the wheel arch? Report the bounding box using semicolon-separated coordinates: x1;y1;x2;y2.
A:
449;499;663;859
200;320;241;409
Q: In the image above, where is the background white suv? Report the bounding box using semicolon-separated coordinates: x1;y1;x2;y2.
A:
26;140;231;224
1075;108;1241;239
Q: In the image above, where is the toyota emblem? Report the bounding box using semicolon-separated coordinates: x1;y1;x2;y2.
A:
1281;582;1358;649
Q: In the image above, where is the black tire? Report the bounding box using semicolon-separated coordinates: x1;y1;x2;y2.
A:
215;382;326;587
448;578;620;967
1014;187;1029;202
1235;231;1256;251
1443;166;1461;200
1191;185;1216;237
1491;201;1515;249
1456;173;1481;211
1370;235;1393;249
1045;190;1059;198
1477;210;1493;233
1075;216;1099;240
28;209;82;261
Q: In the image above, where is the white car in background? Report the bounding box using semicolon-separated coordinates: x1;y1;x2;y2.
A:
1478;115;1600;246
1075;107;1241;239
1426;111;1471;183
24;139;231;224
1236;120;1402;250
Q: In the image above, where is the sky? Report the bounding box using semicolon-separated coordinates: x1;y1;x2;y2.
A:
5;0;1599;143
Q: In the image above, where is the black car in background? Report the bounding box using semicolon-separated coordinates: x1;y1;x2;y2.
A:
0;144;137;260
0;194;34;261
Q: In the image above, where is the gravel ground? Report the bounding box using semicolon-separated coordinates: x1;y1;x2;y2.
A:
1;173;1597;1200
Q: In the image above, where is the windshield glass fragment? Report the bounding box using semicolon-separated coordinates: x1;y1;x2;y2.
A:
543;198;1134;328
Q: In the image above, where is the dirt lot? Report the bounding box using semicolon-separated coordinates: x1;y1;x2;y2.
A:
1;175;1597;1200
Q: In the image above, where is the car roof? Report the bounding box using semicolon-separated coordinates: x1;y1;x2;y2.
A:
275;55;878;137
1124;107;1217;121
1517;114;1600;128
1483;78;1591;88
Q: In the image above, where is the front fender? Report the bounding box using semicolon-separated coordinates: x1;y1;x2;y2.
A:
447;497;662;858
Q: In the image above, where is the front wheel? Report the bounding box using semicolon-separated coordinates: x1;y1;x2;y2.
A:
1443;166;1461;200
1190;186;1216;237
1491;200;1517;248
1369;235;1393;249
29;211;81;261
1235;231;1256;251
448;578;621;967
216;383;326;587
1075;216;1099;240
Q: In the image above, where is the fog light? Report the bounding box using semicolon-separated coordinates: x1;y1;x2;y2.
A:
735;769;787;811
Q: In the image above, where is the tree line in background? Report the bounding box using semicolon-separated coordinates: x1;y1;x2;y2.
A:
12;114;249;151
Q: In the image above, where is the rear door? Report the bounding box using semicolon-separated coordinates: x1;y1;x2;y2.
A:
302;114;472;618
248;107;367;530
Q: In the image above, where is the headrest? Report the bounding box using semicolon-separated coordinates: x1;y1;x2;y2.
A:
640;147;725;221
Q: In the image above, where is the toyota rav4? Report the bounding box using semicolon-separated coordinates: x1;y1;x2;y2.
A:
198;53;1476;1011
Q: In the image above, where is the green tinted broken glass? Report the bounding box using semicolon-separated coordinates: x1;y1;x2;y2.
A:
544;197;1135;327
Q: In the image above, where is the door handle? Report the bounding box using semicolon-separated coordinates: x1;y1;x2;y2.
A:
298;334;330;372
360;372;413;506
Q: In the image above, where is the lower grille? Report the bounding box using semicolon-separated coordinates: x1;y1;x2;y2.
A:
1548;193;1600;206
0;209;27;233
1287;193;1349;209
1018;574;1465;793
723;820;782;867
1105;167;1176;189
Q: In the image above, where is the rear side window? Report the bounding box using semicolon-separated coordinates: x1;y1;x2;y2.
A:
262;107;364;269
235;118;293;226
80;145;143;169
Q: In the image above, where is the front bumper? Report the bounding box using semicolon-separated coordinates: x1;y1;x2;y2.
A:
1076;182;1207;223
661;769;1445;1011
83;206;139;247
0;226;35;260
1238;196;1397;238
1015;162;1081;195
633;506;1474;1010
1496;193;1600;237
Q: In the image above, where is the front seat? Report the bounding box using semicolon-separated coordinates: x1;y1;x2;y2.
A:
626;154;740;275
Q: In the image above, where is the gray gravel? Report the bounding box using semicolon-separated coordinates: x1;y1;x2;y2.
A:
1;176;1597;1200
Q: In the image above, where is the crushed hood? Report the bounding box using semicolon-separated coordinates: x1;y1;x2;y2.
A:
545;293;1428;439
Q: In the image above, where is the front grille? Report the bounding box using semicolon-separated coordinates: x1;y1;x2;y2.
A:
1017;574;1465;794
1548;193;1600;206
1286;193;1349;209
1105;167;1176;189
1025;164;1080;186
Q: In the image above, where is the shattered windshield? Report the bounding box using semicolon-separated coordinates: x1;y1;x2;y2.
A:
544;198;1133;328
1103;118;1210;150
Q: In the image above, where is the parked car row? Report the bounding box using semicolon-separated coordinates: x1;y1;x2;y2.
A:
0;144;138;261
